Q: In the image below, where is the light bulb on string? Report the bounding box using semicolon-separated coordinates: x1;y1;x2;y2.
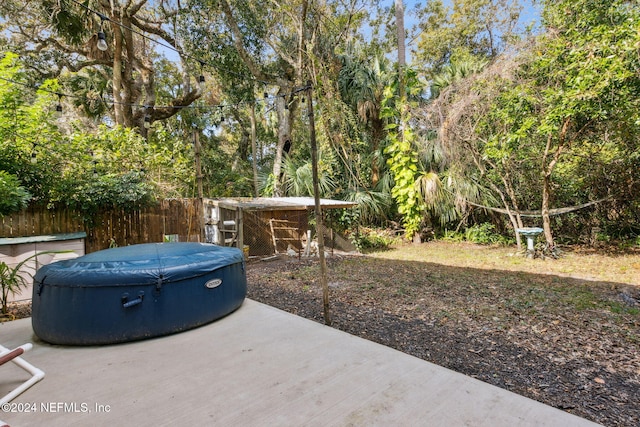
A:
198;61;206;91
97;31;108;51
143;106;152;129
31;151;37;164
96;13;109;51
55;93;63;115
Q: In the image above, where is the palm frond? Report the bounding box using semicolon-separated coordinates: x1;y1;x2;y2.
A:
343;188;392;224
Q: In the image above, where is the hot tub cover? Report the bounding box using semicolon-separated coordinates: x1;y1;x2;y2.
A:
33;242;244;287
32;242;246;345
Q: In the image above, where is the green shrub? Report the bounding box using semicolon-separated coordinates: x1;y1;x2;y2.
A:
439;223;513;245
440;229;465;242
0;171;31;216
466;223;514;245
351;227;398;251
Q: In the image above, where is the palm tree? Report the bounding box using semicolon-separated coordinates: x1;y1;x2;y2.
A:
281;156;336;197
429;58;488;99
337;51;392;188
413;57;492;229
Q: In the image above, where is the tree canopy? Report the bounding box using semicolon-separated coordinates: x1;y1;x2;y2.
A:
1;0;639;245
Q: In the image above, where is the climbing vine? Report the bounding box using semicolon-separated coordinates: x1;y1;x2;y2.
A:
381;71;424;240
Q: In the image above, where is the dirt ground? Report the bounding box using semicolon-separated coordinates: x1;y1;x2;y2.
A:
245;246;640;427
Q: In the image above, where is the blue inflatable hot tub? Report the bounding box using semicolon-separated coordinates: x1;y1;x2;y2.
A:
32;242;247;345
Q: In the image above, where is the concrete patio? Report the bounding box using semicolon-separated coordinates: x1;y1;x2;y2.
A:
1;299;598;426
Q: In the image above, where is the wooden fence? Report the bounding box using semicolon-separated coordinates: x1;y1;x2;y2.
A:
0;199;203;253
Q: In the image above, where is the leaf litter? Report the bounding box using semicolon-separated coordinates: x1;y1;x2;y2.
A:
247;244;640;427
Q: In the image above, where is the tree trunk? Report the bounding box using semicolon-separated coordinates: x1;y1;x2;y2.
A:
250;105;260;197
541;170;554;247
120;15;136;128
396;0;406;68
501;169;524;249
111;20;125;126
489;181;523;249
371;117;384;187
307;83;331;326
272;93;295;197
541;120;570;249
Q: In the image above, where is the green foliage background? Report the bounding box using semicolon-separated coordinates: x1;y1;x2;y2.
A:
0;0;639;244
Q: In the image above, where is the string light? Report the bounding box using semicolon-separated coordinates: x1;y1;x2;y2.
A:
96;13;109;52
50;0;317;128
20;1;317;116
96;31;108;51
55;93;63;114
0;75;310;121
68;0;273;87
198;61;206;91
144;109;152;129
30;143;38;164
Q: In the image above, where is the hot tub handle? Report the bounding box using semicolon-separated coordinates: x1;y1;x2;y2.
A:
37;276;47;296
121;291;145;308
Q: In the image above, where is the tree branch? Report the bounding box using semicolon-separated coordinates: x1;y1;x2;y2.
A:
219;0;285;86
127;0;148;17
151;89;201;121
129;15;184;57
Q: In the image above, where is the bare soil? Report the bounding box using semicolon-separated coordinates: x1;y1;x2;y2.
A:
246;242;640;427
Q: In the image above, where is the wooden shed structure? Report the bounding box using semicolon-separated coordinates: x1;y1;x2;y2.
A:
203;197;357;257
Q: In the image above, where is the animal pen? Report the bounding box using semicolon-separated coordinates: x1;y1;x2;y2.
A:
203;197;357;257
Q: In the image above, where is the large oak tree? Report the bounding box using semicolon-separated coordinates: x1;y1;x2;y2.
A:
0;0;203;135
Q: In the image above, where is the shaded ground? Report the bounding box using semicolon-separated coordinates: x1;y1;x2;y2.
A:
246;244;640;427
3;242;638;425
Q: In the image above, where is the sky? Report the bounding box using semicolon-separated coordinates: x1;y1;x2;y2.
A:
157;1;543;66
395;0;541;27
389;0;543;64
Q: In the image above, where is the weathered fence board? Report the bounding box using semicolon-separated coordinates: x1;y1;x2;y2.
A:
1;206;85;238
0;199;203;253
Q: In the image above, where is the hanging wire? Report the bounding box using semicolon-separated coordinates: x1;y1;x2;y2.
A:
0;0;319;121
67;0;274;87
0;75;307;114
4;1;317;117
